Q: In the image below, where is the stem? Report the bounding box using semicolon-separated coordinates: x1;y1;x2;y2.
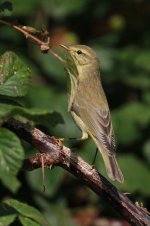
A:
0;19;64;63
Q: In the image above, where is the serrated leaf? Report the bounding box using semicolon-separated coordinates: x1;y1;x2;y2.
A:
0;103;64;127
4;199;51;226
0;51;31;97
0;214;16;226
0;128;24;192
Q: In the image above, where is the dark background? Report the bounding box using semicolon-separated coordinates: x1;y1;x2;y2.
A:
0;0;150;225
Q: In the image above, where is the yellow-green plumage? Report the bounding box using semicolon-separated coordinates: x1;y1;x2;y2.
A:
61;44;124;183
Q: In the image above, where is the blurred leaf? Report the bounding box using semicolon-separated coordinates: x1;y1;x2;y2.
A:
43;0;88;18
134;50;150;71
34;196;77;226
94;46;114;72
114;47;150;72
11;0;88;18
26;85;65;110
1;0;150;220
19;216;41;226
112;102;150;144
123;74;150;89
114;46;138;64
45;203;77;226
0;1;12;16
36;52;66;84
143;91;150;104
143;140;150;164
10;0;39;16
0;214;16;226
25;85;79;138
0;128;24;192
0;103;64;127
27;167;64;196
3;199;51;226
116;155;150;195
80;138;96;163
0;51;31;97
92;34;120;47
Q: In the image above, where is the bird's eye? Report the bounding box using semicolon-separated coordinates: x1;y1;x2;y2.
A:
77;50;82;55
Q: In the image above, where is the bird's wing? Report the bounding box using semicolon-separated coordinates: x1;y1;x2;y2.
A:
71;95;116;156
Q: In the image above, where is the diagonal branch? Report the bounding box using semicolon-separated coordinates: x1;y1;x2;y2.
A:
0;19;64;63
4;118;150;226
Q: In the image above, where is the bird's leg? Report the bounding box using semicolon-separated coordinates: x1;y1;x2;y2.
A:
53;131;88;147
92;148;98;166
52;137;64;148
66;131;88;141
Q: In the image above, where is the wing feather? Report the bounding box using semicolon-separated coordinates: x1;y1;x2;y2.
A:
71;94;116;156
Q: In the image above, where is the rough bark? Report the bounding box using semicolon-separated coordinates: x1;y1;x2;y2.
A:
4;118;150;226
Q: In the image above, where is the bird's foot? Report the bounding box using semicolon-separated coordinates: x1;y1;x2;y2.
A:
52;137;64;148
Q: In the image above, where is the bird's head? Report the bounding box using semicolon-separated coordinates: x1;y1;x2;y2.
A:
60;44;99;67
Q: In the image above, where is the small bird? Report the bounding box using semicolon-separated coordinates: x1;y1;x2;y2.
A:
60;44;124;183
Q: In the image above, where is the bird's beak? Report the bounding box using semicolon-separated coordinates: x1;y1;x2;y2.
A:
59;44;70;51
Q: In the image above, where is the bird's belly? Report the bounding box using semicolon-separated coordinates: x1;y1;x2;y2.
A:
70;110;87;133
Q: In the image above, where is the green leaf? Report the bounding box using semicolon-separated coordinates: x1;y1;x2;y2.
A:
34;197;77;226
19;216;41;226
0;2;12;16
4;199;51;226
43;0;88;18
97;154;150;195
123;74;150;89
1;172;20;193
27;167;64;196
143;91;150;104
0;128;24;192
45;203;77;226
0;51;31;97
134;50;150;71
0;103;64;127
94;46;114;72
10;0;39;16
36;53;66;84
0;214;16;226
112;102;150;144
116;155;150;195
143;139;150;164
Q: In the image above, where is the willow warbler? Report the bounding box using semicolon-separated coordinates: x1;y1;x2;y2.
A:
60;44;124;183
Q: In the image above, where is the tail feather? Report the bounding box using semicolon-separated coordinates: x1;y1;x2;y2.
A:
102;152;124;183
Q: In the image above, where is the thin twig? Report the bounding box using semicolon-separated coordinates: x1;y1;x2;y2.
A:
0;19;64;63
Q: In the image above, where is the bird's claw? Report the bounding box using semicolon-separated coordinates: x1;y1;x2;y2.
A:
52;137;64;148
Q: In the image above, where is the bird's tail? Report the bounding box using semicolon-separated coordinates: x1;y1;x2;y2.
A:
99;147;124;183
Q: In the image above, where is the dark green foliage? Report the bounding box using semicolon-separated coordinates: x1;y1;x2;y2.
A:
0;199;51;226
0;0;150;225
0;51;31;97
